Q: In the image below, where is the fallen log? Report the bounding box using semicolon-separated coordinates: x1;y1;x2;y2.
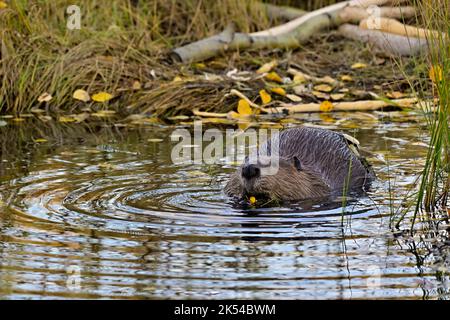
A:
359;17;443;39
171;0;406;63
339;24;429;56
261;98;418;114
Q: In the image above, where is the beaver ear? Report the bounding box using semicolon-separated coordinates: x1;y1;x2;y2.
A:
293;156;302;171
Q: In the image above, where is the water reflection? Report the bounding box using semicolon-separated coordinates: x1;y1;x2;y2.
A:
0;113;448;299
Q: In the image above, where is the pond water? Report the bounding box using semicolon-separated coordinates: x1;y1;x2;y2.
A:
0;111;449;299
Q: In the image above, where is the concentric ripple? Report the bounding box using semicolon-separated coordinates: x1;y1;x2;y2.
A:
0;125;449;299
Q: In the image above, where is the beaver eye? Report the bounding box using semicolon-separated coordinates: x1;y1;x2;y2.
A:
293;157;302;171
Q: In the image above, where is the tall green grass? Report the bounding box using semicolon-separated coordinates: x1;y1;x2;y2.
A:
401;0;450;229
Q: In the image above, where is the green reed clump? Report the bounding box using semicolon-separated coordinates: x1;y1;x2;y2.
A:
399;0;450;228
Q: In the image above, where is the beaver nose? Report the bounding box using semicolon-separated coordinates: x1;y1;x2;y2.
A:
242;164;260;179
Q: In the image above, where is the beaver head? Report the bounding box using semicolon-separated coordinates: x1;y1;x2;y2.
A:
224;155;330;202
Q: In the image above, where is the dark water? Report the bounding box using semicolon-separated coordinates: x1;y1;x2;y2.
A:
0;111;449;299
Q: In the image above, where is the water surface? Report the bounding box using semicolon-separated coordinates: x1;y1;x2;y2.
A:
0;111;449;299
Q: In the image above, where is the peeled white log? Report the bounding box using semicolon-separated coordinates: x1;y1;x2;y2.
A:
339;23;429;56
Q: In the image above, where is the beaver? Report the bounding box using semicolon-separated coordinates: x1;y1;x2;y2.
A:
224;126;374;202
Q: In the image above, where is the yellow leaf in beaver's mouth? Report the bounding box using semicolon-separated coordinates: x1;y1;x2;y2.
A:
237;99;252;116
92;92;113;102
259;89;272;105
249;196;256;204
319;101;333;112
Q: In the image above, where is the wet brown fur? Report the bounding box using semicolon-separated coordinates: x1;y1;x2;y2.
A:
224;127;374;201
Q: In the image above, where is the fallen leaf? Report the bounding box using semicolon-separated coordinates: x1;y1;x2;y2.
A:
259;89;272;105
73;89;91;102
286;94;302;102
429;65;443;83
132;81;141;90
194;63;206;69
293;74;307;84
270;87;286;96
312;91;330;99
265;72;283;83
330;93;345;101
172;76;183;82
351;62;367;69
319;101;333;112
340;75;353;82
249;196;256;204
256;60;278;74
38;92;52;103
320;76;337;85
313;84;333;92
237;99;252;115
92;92;113;102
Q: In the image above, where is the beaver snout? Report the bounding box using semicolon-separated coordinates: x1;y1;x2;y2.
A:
242;164;260;179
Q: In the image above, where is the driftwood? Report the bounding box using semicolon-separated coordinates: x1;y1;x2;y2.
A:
171;0;411;63
261;98;418;114
339;24;429;56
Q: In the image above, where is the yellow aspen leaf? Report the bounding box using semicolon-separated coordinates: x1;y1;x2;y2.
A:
429;65;443;83
73;89;90;102
132;81;141;90
249;196;257;204
259;89;272;105
38;92;52;103
340;75;353;82
293;74;307;84
351;62;367;69
319;101;333;112
313;84;333;93
270;87;286;96
265;72;283;83
286;94;302;102
256;60;278;74
237;99;252;115
330;93;345;101
194;63;206;69
386;91;406;99
0;1;7;9
92;92;113;102
321;76;336;84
